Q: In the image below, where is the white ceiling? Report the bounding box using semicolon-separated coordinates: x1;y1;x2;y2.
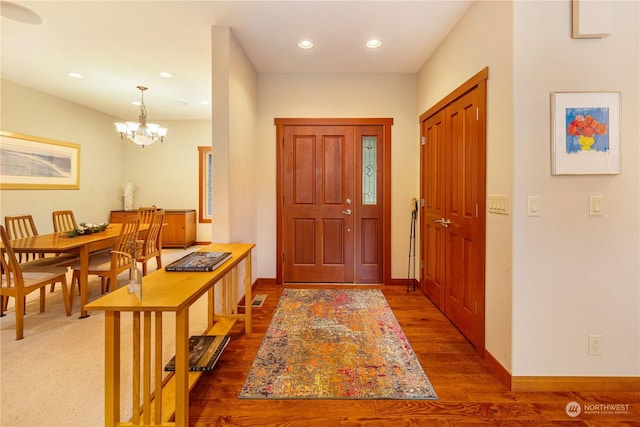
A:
1;1;473;121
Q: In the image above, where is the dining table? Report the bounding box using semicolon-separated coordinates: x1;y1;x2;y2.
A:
3;223;148;318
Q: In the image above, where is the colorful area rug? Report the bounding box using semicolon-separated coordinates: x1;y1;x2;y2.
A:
239;288;438;400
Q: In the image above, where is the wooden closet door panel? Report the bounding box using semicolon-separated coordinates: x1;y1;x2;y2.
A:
419;68;487;354
444;86;485;350
421;112;446;308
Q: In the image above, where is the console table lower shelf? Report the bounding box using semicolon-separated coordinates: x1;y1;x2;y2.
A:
85;243;254;427
149;316;236;424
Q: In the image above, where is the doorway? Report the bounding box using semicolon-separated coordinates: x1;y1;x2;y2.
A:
420;69;487;354
275;118;392;284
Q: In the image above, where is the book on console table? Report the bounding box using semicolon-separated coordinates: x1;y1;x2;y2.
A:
164;335;231;372
165;251;232;272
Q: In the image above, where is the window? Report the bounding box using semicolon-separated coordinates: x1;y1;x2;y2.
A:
198;146;212;223
362;136;377;205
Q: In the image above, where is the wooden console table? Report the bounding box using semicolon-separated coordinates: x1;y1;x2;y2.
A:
86;243;254;427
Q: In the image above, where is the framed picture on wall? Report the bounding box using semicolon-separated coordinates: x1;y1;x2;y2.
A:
551;91;621;175
0;131;80;189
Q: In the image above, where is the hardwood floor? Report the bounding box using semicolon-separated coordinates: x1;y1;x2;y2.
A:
189;284;640;426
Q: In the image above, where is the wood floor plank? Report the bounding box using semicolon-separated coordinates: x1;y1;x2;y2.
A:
189;284;640;426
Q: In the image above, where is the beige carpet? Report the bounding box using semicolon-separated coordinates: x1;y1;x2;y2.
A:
0;247;209;427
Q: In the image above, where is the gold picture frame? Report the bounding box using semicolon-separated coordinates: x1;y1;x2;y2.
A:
0;131;80;189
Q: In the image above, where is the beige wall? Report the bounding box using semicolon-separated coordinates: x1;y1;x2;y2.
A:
211;26;232;244
211;26;259;301
416;0;515;371
255;73;419;279
1;80;125;230
228;30;258;245
511;0;639;376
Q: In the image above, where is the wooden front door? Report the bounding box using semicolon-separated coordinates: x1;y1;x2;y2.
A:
282;125;355;282
276;118;392;284
420;69;487;353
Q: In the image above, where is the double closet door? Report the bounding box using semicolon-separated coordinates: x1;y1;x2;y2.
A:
276;119;392;284
420;69;487;353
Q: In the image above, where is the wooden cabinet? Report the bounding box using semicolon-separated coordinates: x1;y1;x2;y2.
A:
110;209;196;249
161;209;196;248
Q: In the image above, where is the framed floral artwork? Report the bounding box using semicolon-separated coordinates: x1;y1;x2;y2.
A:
551;92;621;175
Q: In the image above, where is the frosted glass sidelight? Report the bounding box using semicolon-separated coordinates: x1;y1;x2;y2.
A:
362;136;377;205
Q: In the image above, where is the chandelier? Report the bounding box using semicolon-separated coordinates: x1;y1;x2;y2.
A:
114;86;167;148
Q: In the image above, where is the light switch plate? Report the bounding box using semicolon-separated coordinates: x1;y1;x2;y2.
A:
488;195;509;215
590;195;603;216
528;196;541;217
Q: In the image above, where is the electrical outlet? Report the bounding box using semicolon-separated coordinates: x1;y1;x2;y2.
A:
589;334;602;355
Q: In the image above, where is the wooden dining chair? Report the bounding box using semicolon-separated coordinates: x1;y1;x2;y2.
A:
0;225;71;340
137;205;157;225
4;214;72;294
135;205;157;267
136;209;165;276
4;214;44;263
52;210;78;233
69;216;140;308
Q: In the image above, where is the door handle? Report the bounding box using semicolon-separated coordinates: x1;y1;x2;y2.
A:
342;209;352;215
433;218;451;227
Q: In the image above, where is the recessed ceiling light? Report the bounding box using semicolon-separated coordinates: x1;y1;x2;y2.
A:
67;72;83;79
201;101;211;105
159;71;173;78
0;2;43;25
298;39;314;49
366;39;382;49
